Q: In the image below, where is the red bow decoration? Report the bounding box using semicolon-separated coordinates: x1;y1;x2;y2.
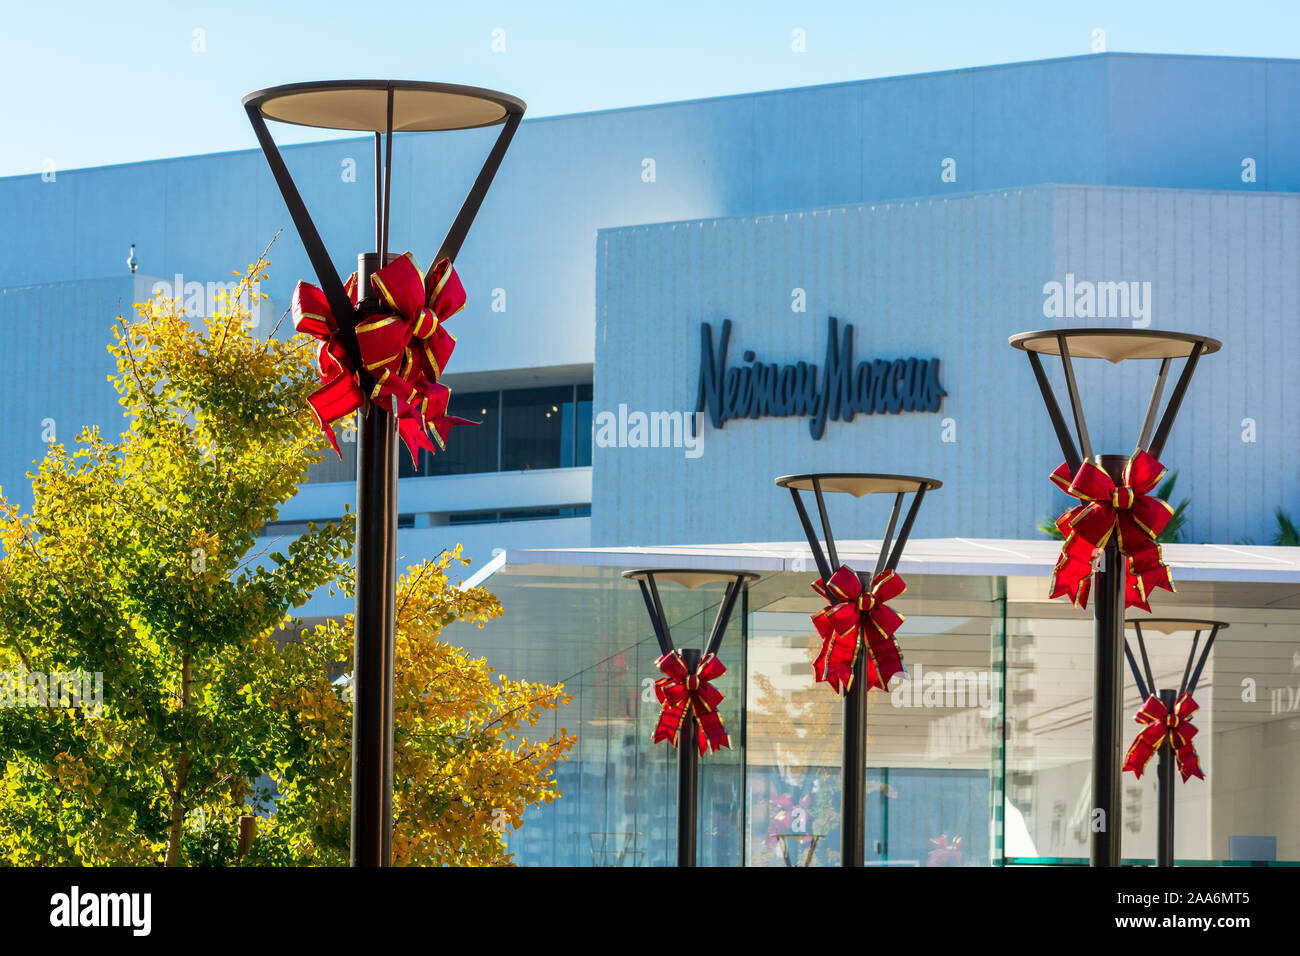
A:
809;566;907;695
292;252;474;464
652;650;730;756
1122;693;1204;782
1048;450;1176;611
926;834;964;867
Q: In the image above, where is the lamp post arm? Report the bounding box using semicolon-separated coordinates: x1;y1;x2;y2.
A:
637;578;673;657
246;105;358;360
1123;639;1150;700
703;577;744;659
1057;335;1094;463
1185;624;1221;698
1178;631;1201;699
812;478;840;570
885;486;927;572
1026;351;1083;473
1148;342;1205;459
1133;621;1157;696
788;488;832;582
1137;357;1172;451
874;492;905;578
434;110;524;266
381;87;394;262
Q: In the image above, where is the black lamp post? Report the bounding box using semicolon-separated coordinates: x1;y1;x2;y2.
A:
774;473;940;867
244;81;524;866
622;568;757;867
1123;617;1227;867
1009;328;1220;867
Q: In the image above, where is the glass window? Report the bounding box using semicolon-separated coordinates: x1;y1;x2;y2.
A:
499;505;592;522
500;386;572;472
398;444;422;479
1003;577;1300;866
428;390;499;476
444;505;592;526
448;510;498;525
307;431;358;484
378;382;593;481
559;390;575;467
744;572;998;866
575;384;593;467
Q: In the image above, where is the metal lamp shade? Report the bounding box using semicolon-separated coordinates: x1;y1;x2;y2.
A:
775;473;942;498
1124;618;1230;635
1010;328;1222;364
622;568;760;591
243;80;523;132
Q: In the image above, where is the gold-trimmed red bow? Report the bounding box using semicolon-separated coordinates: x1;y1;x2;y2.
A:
1048;450;1175;610
926;834;964;866
292;252;472;464
1122;693;1204;782
652;650;730;756
810;566;907;695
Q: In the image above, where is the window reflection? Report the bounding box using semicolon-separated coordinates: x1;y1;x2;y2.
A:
326;382;594;481
453;567;1300;867
576;384;593;467
502;386;571;471
1004;585;1300;865
428;390;498;476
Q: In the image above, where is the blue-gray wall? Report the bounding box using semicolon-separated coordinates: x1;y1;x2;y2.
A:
0;276;151;507
593;184;1300;547
2;53;1299;548
3;54;1298;370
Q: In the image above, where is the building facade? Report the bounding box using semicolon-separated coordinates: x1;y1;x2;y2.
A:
2;53;1299;865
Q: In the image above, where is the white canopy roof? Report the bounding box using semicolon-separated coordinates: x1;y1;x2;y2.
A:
470;538;1300;587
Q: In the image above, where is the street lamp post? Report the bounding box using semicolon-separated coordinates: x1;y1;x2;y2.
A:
774;473;940;867
1009;328;1220;867
622;569;757;867
244;81;525;866
1123;617;1227;867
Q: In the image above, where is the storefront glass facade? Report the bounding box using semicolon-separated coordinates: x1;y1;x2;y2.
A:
447;560;1300;866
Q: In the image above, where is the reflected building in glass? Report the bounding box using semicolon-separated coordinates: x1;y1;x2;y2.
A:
452;554;1299;867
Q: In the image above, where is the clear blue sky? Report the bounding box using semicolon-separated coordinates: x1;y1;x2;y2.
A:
3;0;1299;178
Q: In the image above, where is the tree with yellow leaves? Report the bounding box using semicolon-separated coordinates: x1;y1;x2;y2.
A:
0;252;572;866
259;550;574;866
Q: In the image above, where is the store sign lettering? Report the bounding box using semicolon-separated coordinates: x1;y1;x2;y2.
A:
695;317;946;439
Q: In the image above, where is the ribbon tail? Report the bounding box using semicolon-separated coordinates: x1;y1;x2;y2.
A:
653;699;686;748
307;373;363;458
863;624;905;689
1122;732;1160;779
695;706;730;754
1173;733;1205;782
396;413;438;467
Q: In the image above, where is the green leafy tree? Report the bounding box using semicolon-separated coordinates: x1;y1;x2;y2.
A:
258;552;574;866
1271;507;1300;546
0;256;571;865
